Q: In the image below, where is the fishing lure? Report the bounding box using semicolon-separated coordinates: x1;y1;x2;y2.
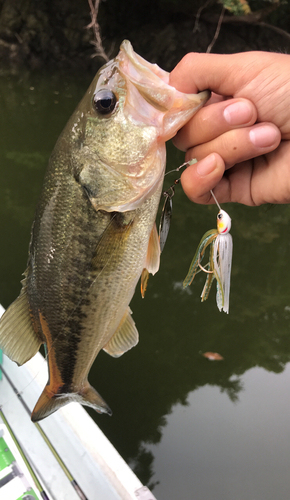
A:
183;192;233;313
158;159;197;252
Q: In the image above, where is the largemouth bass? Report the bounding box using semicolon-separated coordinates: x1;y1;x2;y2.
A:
0;41;209;422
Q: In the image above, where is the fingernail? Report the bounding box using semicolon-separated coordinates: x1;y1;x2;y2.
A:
249;125;279;147
196;154;216;176
224;101;253;125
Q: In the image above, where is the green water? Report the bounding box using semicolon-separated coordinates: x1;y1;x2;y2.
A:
1;70;290;500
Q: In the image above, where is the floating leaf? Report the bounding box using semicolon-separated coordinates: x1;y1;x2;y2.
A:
202;352;224;361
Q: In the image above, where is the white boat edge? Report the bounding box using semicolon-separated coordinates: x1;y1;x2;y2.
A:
0;303;157;500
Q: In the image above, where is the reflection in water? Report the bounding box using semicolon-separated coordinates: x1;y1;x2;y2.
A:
141;366;290;500
1;72;290;500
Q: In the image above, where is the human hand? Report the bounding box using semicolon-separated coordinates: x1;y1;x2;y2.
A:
169;52;290;206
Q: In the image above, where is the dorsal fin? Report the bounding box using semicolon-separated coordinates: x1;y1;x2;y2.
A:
103;307;139;358
0;287;42;366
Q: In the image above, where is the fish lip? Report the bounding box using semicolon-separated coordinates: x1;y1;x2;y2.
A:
119;39;170;84
119;40;211;99
118;40;210;112
116;40;210;143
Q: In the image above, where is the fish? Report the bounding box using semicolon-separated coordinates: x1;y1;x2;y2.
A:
0;40;210;422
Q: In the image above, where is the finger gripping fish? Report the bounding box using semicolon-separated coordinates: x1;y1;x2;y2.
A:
0;41;209;422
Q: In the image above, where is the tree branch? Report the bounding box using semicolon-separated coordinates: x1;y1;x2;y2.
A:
206;6;225;53
86;0;109;62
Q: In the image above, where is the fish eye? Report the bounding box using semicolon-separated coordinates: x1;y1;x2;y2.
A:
93;89;117;115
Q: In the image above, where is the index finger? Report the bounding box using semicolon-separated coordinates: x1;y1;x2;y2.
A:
169;51;273;96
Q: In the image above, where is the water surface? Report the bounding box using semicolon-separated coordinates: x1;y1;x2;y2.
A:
1;70;290;500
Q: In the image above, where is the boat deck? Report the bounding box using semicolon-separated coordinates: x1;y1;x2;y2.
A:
0;305;156;500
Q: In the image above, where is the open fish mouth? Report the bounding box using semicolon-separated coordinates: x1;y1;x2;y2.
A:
118;40;210;139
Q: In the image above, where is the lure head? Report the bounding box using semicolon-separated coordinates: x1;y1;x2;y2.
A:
217;209;231;234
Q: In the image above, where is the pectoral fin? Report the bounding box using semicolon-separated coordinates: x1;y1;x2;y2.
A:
92;213;134;273
140;223;160;297
103;307;139;358
0;290;42;366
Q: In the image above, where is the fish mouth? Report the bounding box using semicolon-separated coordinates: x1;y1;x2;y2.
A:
119;40;172;101
118;40;210;139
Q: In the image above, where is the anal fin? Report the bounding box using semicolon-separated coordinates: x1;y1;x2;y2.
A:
0;291;42;366
103;307;139;358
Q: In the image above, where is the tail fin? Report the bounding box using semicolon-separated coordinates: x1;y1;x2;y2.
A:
31;382;112;422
